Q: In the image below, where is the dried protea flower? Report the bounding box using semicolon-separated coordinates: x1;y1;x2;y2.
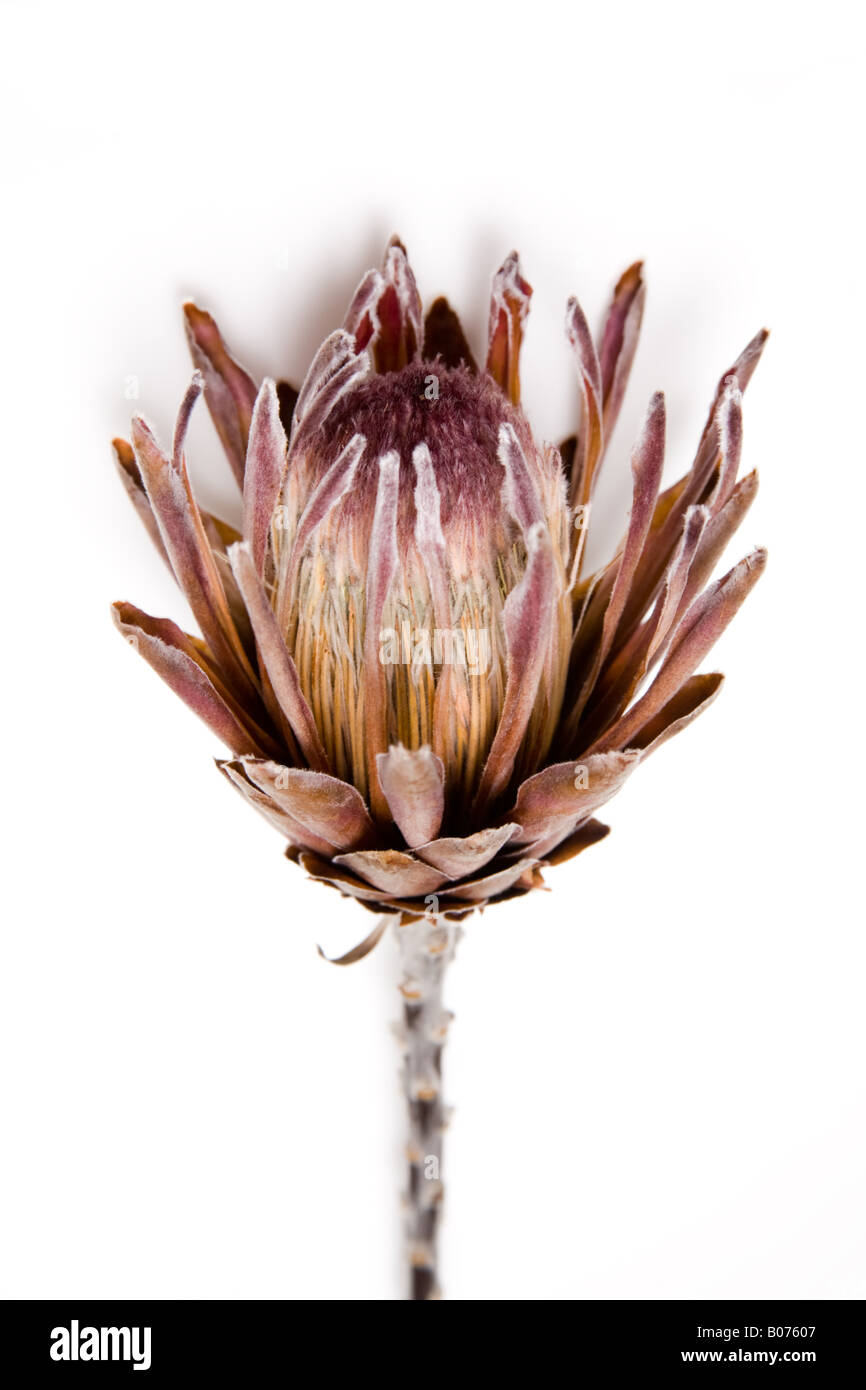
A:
112;238;766;1299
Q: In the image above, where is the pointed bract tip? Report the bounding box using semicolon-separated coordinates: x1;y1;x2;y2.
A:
110;601;138;637
727;546;768;590
616;260;645;291
181;300;222;348
494;250;532;298
130;414;156;445
182;299;207;327
112;437;135;469
735;328;770;372
564;294;593;343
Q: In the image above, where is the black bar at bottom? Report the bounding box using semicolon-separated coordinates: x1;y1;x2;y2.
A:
1;1299;861;1375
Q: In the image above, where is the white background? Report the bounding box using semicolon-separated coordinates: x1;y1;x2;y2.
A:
1;0;863;1300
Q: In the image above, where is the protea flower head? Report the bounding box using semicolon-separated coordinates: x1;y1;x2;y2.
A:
113;238;766;952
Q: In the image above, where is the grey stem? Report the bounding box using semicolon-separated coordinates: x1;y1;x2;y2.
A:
394;914;460;1301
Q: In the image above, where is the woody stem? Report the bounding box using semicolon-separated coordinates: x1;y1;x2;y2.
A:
395;914;459;1301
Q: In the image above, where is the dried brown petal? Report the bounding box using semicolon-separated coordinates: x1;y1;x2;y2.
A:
508;750;641;845
439;858;538;904
240;759;377;851
415;825;519;878
377;745;446;848
112;437;170;568
486;252;532;404
317;915;391;966
591;548;766;753
113;603;273;756
228;541;330;772
131;385;258;701
218;760;335;854
627;672;725;756
332;849;450;898
599;261;645;442
566;293;604;510
473;522;556;813
183;301;257;487
243;379;288;577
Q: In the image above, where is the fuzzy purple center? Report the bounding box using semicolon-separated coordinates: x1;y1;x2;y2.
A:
311;362;535;534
